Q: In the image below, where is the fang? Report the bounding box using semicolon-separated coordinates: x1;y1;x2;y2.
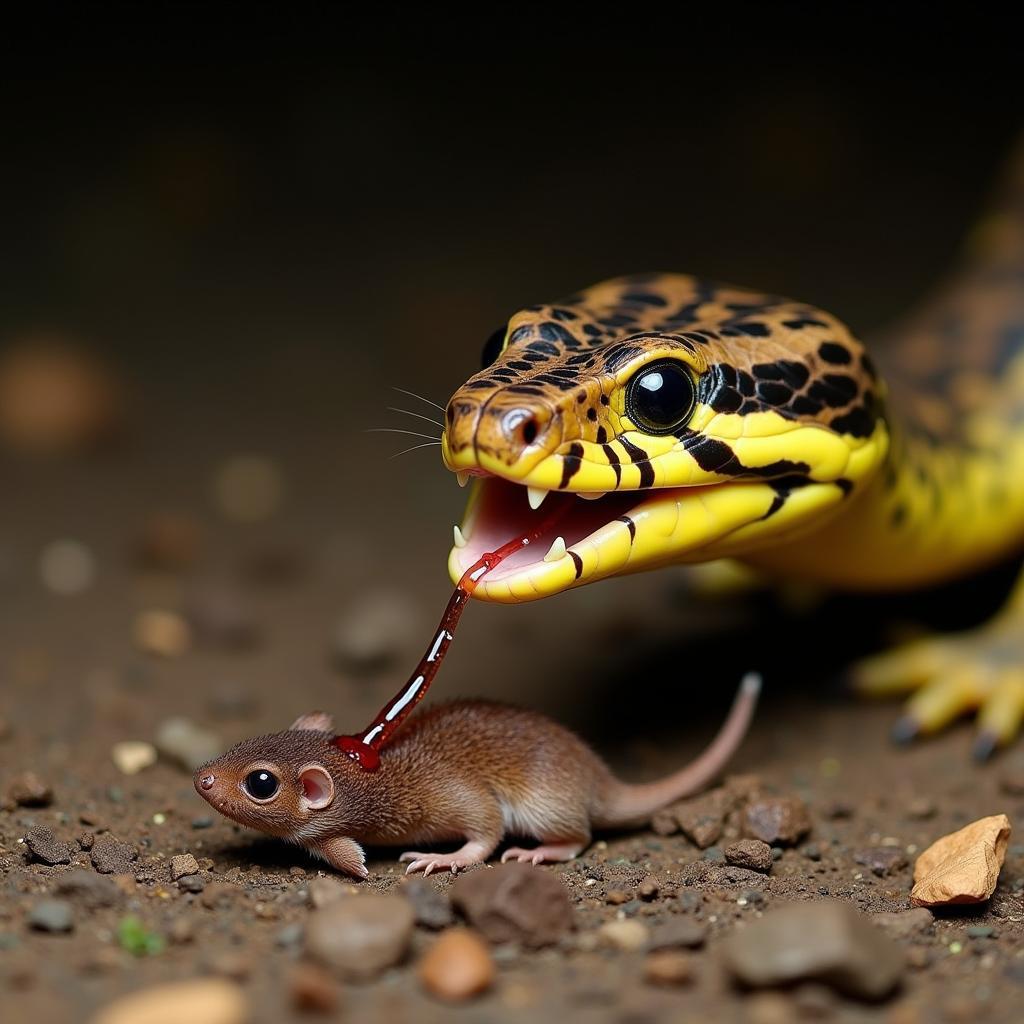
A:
453;525;468;548
527;487;548;510
543;536;567;562
457;472;470;488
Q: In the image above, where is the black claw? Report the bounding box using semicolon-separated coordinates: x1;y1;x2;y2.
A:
890;716;920;746
972;730;999;762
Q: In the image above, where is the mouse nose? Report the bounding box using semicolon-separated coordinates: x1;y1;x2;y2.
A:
198;773;215;791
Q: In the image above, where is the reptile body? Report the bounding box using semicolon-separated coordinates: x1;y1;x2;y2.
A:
441;145;1024;754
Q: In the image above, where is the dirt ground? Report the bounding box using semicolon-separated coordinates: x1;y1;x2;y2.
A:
1;350;1023;1024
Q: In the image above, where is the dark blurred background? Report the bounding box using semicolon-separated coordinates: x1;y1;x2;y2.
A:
1;23;1022;753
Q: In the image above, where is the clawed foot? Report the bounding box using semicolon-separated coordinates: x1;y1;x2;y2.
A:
500;842;584;865
852;615;1024;759
399;840;493;876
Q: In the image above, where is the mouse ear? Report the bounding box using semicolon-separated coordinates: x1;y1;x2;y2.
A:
298;764;335;811
290;711;334;733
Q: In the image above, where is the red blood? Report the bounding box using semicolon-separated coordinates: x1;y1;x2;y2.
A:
332;507;564;770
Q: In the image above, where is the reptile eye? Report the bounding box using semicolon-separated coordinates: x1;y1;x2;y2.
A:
625;360;696;435
243;770;279;801
480;326;507;369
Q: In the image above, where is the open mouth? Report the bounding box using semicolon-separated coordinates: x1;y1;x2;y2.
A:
448;476;727;602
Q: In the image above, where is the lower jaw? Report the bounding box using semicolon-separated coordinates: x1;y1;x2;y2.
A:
447;475;847;602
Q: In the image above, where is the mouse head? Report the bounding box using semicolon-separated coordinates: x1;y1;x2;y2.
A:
193;711;338;838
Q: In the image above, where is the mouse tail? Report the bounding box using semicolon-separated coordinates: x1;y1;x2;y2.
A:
593;672;761;828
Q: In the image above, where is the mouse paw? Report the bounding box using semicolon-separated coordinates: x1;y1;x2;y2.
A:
399;840;493;876
500;842;584;865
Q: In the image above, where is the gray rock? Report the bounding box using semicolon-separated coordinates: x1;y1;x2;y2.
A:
23;826;72;865
179;875;206;894
54;868;121;908
854;846;908;877
648;917;707;950
401;877;454;929
722;900;904;1000
871;908;933;939
29;899;74;933
90;835;138;874
6;771;53;807
305;894;414;980
307;877;347;909
677;861;770;890
155;716;224;772
451;862;574;948
744;796;812;846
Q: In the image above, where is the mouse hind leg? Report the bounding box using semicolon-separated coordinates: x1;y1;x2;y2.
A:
399;785;504;876
499;803;591;866
500;838;589;865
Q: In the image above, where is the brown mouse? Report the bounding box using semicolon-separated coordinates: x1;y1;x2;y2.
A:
194;673;760;878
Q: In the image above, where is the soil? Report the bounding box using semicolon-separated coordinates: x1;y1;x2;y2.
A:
2;353;1024;1024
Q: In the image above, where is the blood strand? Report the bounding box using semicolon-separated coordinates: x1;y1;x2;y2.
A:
333;506;565;771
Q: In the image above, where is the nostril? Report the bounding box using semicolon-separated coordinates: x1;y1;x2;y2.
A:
200;774;215;791
501;409;540;447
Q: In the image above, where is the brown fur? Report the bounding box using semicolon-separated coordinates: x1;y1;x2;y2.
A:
194;683;758;878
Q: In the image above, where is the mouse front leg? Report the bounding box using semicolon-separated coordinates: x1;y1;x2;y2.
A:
305;835;368;879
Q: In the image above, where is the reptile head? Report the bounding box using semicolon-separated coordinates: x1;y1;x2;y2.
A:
442;274;889;602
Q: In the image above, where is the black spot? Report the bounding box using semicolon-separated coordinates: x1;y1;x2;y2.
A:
466;380;495;390
808;374;858;408
600;394;610;406
559;443;585;489
527;340;561;356
618;436;654;488
752;362;787;381
622;291;668;307
505;385;545;395
730;321;770;338
818;342;852;365
830;407;875;437
550;308;579;321
710;387;743;413
836;479;854;496
617;515;637;541
569;551;584;579
757;381;793;406
583;324;603;337
587;408;597;421
508;325;534;345
596;426;607;444
778;360;810;388
783;318;828;330
737;371;756;397
506;360;532;371
791;395;823;415
890;503;907;527
538;322;579;344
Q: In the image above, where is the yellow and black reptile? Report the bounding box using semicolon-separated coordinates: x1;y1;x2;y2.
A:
440;143;1024;759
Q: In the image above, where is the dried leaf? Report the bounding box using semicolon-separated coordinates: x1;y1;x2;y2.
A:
910;813;1011;908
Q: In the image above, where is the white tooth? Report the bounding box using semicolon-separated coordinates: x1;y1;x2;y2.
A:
527;487;548;510
457;472;470;488
543;536;567;562
453;525;468;548
578;491;608;501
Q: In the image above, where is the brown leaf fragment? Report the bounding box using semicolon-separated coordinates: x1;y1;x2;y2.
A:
910;814;1011;908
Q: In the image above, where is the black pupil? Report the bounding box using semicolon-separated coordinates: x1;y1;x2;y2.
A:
480;326;507;369
245;770;278;800
628;361;695;433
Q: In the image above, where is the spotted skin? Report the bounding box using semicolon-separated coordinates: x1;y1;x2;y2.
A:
442;141;1024;754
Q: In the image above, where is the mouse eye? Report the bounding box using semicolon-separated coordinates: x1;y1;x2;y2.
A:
625;360;696;435
480;325;508;369
243;769;279;801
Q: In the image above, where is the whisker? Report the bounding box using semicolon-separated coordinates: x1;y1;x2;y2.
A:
392;386;446;412
387;406;445;429
389;441;442;460
366;427;441;441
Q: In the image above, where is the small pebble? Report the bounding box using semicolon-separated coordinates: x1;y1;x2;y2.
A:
725;838;773;873
90;835;138;874
854;846;908;877
22;825;72;866
308;877;347;909
418;928;496;1002
289;963;341;1014
29;899;74;933
54;869;121;909
134;609;191;657
702;845;726;863
192;817;214;830
598;919;650;952
305;894;415;980
401;877;454;929
745;796;812;846
169;917;194;944
39;539;96;595
644;950;692;986
451;862;573;948
155;716;223;772
111;740;158;776
171;853;200;880
179;875;206;894
91;978;249;1024
637;876;660;901
605;888;631;905
906;796;937;820
648;917;707;950
672;790;728;849
6;771;53;807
